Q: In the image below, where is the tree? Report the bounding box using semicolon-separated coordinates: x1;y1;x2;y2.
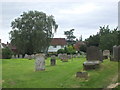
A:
85;25;119;51
79;44;87;52
9;11;58;55
64;29;76;45
85;34;100;47
99;26;119;51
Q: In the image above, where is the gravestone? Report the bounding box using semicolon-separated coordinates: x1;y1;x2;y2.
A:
50;55;56;66
83;46;101;70
103;50;110;59
67;55;72;59
12;55;15;59
58;54;62;59
77;53;80;58
76;72;88;79
19;54;22;58
15;55;18;58
112;45;120;61
24;54;28;59
35;53;45;71
61;54;68;62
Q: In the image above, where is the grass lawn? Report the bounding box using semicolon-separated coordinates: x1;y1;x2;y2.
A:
1;57;119;88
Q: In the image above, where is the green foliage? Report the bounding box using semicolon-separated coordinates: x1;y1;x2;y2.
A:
85;34;100;47
99;26;119;51
64;29;76;45
9;10;58;55
85;25;119;51
66;45;76;54
2;47;13;59
79;44;87;52
57;45;76;54
57;49;65;54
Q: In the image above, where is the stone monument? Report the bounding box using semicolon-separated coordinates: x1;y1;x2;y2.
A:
103;50;110;59
83;46;101;70
51;55;56;66
35;53;45;71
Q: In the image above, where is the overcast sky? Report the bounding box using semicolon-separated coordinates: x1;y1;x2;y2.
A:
0;0;119;43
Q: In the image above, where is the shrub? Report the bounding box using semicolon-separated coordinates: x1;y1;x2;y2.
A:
57;49;65;54
2;47;13;59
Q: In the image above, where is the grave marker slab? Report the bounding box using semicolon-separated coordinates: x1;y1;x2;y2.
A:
35;54;45;71
83;46;101;70
51;55;56;66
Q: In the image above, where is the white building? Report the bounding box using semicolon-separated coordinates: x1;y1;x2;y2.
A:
48;38;67;53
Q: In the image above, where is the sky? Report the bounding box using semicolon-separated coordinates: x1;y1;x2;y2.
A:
0;0;119;43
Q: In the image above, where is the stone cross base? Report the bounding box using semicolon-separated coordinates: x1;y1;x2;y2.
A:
83;61;101;70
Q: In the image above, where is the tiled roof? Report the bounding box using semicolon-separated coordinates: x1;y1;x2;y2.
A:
50;38;67;46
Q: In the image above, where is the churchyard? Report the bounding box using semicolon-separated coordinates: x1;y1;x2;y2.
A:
0;8;120;89
1;55;119;88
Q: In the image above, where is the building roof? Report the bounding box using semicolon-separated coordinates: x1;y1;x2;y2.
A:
50;38;67;46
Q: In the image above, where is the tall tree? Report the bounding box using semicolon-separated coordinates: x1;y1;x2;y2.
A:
99;26;118;51
9;11;58;55
64;29;76;45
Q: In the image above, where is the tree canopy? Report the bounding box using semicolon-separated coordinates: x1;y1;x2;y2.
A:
85;25;119;51
64;29;76;45
9;11;58;55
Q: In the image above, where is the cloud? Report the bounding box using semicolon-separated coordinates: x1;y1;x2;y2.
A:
0;0;118;43
59;3;98;15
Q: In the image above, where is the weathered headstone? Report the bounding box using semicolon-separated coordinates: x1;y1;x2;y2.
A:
50;55;56;66
24;54;28;59
61;54;68;62
67;55;72;59
112;45;120;61
58;54;62;59
19;54;22;58
83;46;101;70
35;54;45;71
76;72;88;79
103;50;110;59
12;55;15;59
15;55;18;58
77;53;80;58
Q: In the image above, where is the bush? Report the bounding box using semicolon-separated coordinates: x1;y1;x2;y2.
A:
79;44;87;52
2;47;13;59
57;49;65;54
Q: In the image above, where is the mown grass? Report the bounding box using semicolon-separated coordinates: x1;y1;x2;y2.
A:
1;57;119;88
